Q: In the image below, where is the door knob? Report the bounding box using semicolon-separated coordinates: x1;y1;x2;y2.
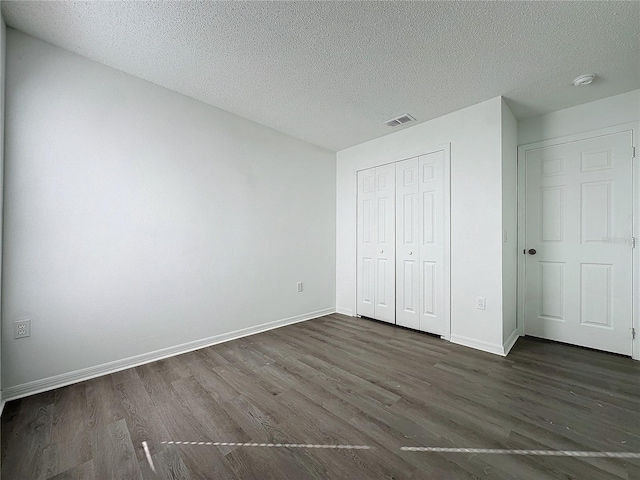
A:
409;251;413;255
380;249;384;253
528;248;537;255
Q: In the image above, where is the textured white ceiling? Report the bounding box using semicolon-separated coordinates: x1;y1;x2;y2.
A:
2;1;639;151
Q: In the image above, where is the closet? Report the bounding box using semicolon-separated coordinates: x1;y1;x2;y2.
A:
356;163;396;323
356;147;449;336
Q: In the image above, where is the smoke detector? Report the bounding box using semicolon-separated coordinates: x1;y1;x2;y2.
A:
385;114;415;128
573;74;596;86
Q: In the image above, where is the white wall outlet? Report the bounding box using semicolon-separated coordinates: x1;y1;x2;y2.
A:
476;297;486;310
14;319;31;339
297;282;303;293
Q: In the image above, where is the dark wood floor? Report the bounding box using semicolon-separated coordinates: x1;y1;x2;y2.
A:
2;314;639;479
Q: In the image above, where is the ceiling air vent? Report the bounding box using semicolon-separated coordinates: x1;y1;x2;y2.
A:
385;114;415;128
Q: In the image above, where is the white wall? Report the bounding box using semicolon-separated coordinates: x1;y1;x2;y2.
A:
518;91;640;360
2;29;336;392
501;100;518;348
0;13;6;409
518;90;640;145
337;97;507;353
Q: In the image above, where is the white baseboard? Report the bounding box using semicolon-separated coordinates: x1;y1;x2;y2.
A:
335;307;354;316
450;334;507;356
2;307;335;402
502;329;521;356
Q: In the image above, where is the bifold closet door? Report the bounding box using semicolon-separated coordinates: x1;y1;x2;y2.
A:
375;164;396;322
357;168;376;319
418;151;447;335
396;158;420;329
360;150;447;334
357;164;396;323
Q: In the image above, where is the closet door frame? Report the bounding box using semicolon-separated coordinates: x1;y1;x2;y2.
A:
355;143;451;340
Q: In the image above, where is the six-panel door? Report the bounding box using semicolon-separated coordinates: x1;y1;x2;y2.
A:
356;164;396;323
524;131;633;355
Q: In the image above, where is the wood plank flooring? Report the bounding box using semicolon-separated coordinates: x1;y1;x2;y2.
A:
2;314;639;479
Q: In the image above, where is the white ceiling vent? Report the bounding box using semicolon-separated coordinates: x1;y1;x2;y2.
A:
385;114;416;128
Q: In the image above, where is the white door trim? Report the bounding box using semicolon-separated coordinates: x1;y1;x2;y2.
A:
517;123;639;360
354;143;451;341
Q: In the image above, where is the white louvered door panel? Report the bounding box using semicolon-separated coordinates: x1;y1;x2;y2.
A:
396;158;420;329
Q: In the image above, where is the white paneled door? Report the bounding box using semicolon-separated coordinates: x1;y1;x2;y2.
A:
418;151;447;336
357;168;376;319
357;164;396;323
524;131;634;355
395;150;449;335
396;158;420;329
375;164;397;323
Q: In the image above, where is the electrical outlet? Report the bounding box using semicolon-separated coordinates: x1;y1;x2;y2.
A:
297;282;303;293
476;297;486;310
14;319;31;339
